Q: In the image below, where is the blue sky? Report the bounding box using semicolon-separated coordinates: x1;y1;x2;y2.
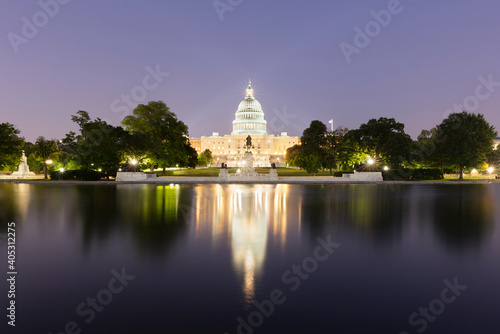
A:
1;0;500;142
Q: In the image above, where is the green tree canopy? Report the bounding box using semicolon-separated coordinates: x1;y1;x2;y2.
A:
412;128;447;171
33;136;58;179
348;117;412;167
197;149;214;167
285;144;303;167
285;121;328;174
301;120;327;155
122;101;191;171
0;123;24;171
435;111;497;179
323;127;364;173
63;110;129;176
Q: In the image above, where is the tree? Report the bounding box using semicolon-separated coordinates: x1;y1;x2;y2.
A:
0;123;24;171
286;144;303;167
63;110;129;177
413;128;447;172
323;127;358;174
349;117;412;167
436;112;497;179
487;147;500;168
33;136;58;179
197;149;214;167
122;101;191;171
301;120;327;155
296;120;327;174
303;154;322;175
183;144;199;169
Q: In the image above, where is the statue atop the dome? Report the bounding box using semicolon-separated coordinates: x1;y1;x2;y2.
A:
246;135;252;152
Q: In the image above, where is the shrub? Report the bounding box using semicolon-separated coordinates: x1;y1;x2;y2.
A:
49;170;75;180
333;171;353;177
49;169;103;181
383;168;443;181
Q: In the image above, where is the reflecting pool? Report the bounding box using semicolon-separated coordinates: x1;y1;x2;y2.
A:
1;183;499;333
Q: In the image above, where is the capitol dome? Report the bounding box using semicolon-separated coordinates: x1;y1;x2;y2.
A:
232;80;268;135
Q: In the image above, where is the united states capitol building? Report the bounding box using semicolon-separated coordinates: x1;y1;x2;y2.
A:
190;81;300;167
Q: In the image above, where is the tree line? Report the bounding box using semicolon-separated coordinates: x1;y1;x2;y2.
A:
0;101;199;178
1;102;498;180
287;112;498;180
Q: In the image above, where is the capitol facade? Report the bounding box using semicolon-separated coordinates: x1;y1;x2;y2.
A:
190;80;300;167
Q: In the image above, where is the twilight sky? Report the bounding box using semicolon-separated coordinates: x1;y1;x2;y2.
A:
1;0;500;142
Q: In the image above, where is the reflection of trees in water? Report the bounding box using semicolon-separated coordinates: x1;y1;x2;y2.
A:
1;183;190;256
74;185;120;247
0;183;67;231
0;184;18;232
71;184;190;256
431;185;494;249
301;185;408;240
120;185;190;255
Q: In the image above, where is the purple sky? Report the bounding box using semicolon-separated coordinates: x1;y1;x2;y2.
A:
1;0;500;142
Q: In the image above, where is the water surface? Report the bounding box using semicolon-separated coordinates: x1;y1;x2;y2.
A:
1;183;499;333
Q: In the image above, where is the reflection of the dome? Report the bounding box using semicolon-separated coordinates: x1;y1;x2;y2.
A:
230;185;268;307
191;184;293;307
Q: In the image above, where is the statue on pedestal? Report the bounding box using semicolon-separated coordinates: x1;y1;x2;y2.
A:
246;135;252;152
12;150;36;178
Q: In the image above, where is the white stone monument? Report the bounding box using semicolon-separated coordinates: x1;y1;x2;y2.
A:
11;151;36;178
240;152;257;177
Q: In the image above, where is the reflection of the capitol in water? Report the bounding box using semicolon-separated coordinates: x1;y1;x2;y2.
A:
193;184;292;307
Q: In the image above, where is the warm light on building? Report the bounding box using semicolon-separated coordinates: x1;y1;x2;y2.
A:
189;80;299;167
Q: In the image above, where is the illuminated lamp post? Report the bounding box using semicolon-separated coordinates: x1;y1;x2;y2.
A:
44;159;53;179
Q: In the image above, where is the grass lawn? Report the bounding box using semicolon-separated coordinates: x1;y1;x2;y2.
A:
156;167;338;177
442;176;498;181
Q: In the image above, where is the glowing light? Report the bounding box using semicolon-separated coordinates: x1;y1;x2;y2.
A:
59;168;65;172
118;168;122;172
98;168;102;172
45;160;53;165
383;166;389;171
471;169;477;174
367;158;375;165
236;169;241;174
488;167;494;174
130;159;138;165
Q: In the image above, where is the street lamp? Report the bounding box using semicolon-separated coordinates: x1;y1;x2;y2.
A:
367;158;375;165
44;160;53;180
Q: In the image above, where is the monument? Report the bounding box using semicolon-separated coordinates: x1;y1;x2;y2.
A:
241;136;257;177
11;151;36;178
189;80;300;167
